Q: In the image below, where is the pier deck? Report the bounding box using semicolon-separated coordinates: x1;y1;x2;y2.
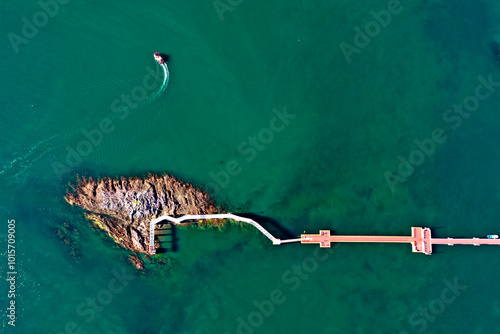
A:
301;227;500;255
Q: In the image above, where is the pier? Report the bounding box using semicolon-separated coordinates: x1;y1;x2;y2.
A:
148;214;500;255
301;227;500;255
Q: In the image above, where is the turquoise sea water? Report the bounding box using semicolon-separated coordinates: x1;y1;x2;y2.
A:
2;0;500;333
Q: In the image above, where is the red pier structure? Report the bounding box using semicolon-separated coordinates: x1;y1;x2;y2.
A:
301;227;500;255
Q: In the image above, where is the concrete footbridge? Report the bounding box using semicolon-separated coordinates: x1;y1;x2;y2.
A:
149;213;301;254
149;215;500;255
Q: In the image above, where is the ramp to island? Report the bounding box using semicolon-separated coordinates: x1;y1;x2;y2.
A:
149;213;288;254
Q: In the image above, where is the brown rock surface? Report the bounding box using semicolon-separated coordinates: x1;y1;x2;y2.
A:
129;254;145;270
65;174;218;253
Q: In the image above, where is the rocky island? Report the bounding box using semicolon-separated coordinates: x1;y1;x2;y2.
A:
65;174;220;256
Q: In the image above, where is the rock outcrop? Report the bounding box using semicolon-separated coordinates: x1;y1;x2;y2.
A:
65;174;218;254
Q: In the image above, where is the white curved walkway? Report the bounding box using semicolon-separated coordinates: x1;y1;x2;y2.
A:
149;213;300;254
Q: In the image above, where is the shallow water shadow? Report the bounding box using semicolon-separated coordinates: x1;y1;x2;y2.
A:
237;213;297;240
155;222;177;253
488;42;500;64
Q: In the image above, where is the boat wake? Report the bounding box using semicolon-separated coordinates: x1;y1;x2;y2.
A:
140;62;169;107
0;133;63;183
1;54;170;184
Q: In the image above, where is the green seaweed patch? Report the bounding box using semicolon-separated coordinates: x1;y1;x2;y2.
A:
175;218;244;231
87;215;105;230
94;220;104;229
145;253;178;277
175;218;251;234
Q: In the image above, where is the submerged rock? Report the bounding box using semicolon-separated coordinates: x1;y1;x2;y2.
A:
65;174;219;254
53;222;81;262
129;254;145;270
